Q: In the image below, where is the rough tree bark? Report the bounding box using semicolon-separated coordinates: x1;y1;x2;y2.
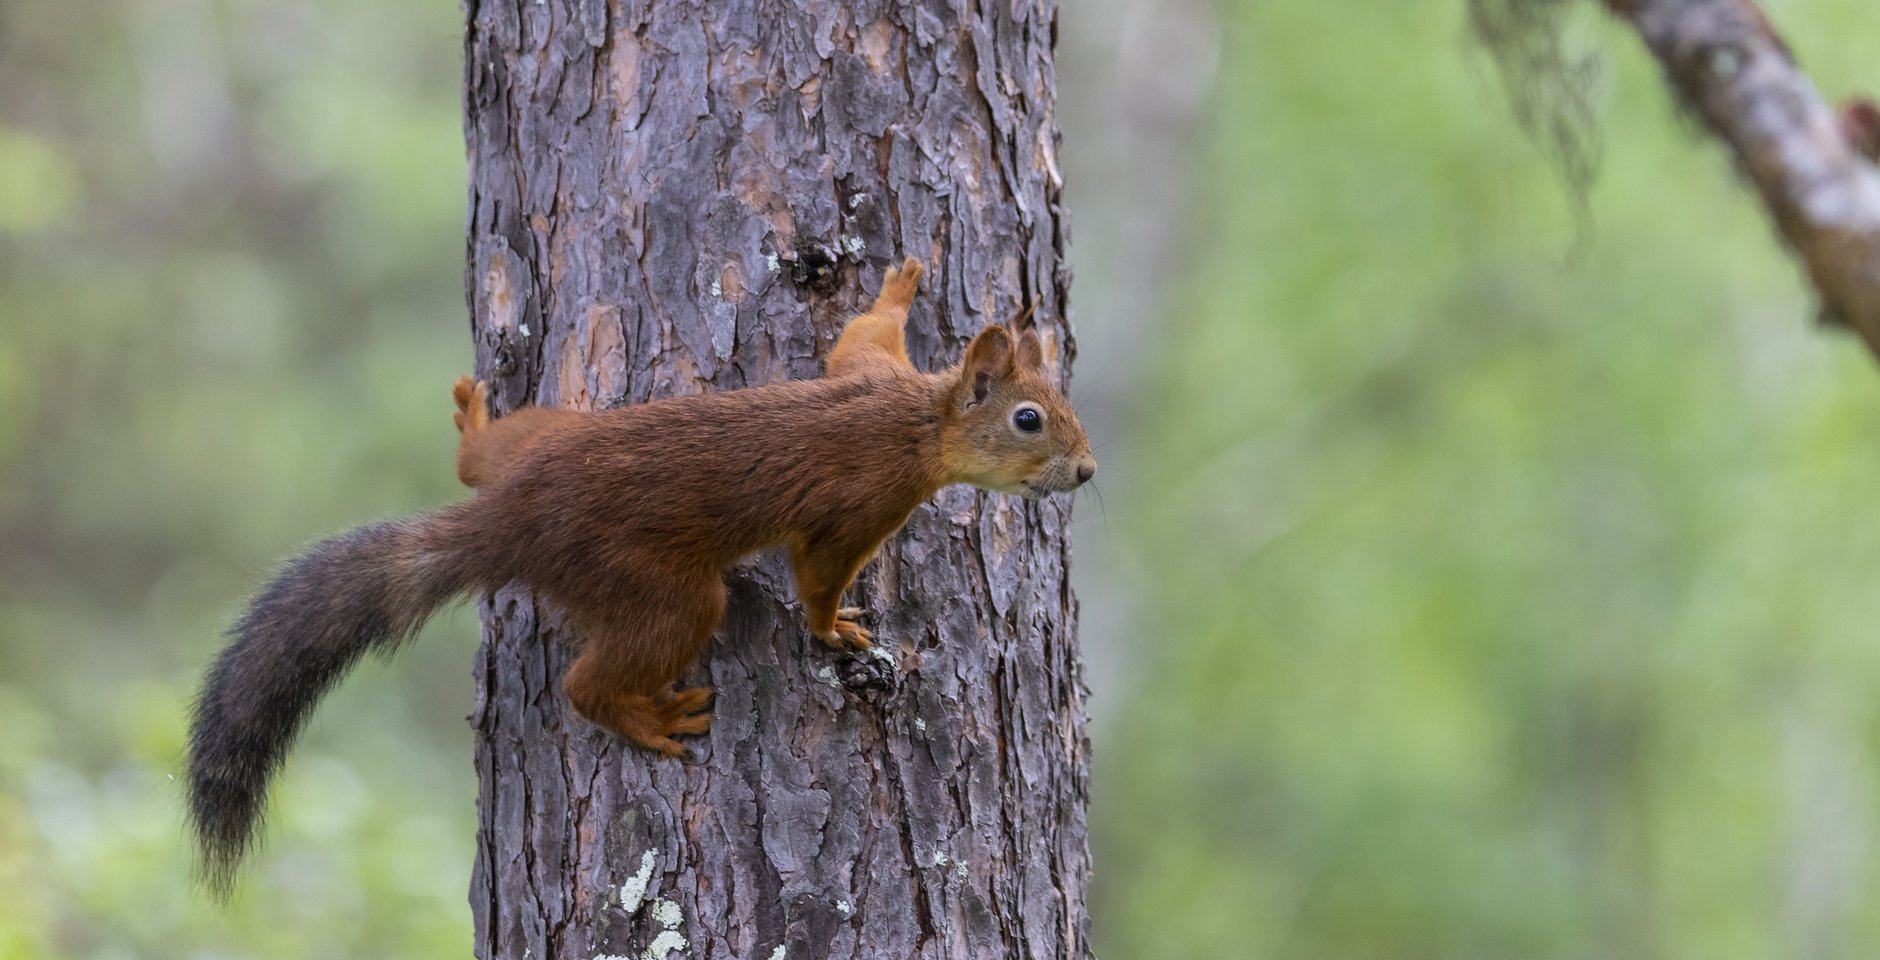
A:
460;2;1089;958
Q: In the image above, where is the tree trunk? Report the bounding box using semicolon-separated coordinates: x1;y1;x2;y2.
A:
460;2;1089;958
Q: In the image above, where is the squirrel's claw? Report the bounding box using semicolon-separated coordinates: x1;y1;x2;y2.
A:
817;618;873;650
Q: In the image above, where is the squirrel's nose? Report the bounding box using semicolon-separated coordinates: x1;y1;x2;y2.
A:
1075;461;1096;485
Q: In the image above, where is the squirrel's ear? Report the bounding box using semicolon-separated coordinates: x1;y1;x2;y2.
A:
1015;329;1044;371
962;325;1015;404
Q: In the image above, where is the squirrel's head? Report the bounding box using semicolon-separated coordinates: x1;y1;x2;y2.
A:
941;324;1096;498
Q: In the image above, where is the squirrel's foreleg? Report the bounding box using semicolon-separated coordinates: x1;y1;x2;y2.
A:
824;258;924;378
791;540;879;650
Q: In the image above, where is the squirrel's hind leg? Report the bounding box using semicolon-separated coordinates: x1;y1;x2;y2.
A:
450;378;583;489
451;376;490;436
561;575;725;755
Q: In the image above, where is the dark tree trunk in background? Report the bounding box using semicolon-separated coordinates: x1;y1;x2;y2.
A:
460;2;1089;958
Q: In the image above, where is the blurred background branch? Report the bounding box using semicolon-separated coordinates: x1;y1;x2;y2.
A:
1613;0;1880;358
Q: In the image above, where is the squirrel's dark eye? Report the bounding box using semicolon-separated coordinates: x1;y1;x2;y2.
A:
1013;407;1043;433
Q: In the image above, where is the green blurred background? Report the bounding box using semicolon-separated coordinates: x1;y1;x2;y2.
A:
5;0;1880;957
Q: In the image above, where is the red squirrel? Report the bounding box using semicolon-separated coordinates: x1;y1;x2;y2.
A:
186;258;1096;894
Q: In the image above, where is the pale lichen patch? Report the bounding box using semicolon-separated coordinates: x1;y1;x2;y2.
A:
618;850;657;917
641;897;687;959
642;931;686;959
650;898;684;928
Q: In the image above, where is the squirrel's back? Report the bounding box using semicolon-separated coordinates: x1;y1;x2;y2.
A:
467;369;952;578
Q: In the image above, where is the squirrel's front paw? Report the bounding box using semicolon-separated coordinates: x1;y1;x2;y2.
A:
815;614;873;651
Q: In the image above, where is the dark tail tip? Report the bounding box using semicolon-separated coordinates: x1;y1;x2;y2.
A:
187;693;274;900
190;771;258;901
183;515;472;896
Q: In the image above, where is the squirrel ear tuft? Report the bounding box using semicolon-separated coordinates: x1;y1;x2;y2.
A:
962;325;1015;404
1016;329;1044;371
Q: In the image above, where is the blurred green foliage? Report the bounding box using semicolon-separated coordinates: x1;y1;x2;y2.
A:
1093;2;1880;959
0;0;473;955
5;0;1880;957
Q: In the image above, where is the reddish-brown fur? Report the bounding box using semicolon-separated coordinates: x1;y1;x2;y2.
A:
443;258;1096;755
188;258;1096;892
823;258;923;377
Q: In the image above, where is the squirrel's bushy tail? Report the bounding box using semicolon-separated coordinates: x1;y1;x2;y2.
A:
186;510;481;897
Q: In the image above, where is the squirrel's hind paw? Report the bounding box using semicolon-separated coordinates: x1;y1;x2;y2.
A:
664;712;713;736
877;258;923;305
640;736;689;758
451;376;490;435
656;686;713;719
